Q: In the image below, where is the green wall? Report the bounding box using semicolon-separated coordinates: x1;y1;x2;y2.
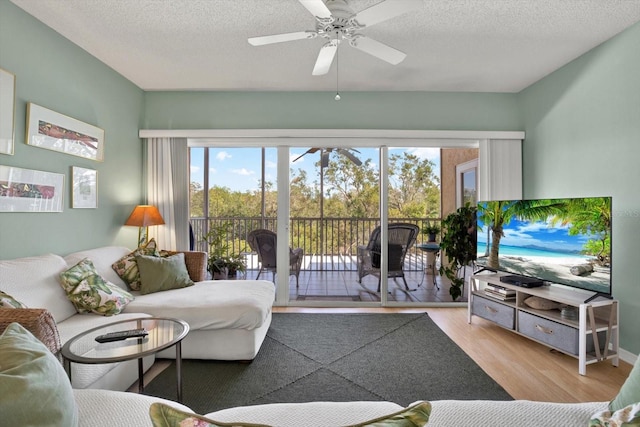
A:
519;22;640;355
0;0;145;258
143;91;520;130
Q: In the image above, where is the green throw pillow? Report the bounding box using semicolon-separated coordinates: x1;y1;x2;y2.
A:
111;238;159;291
590;402;640;426
149;401;431;427
136;252;195;295
60;258;134;316
0;290;27;308
0;323;78;426
611;357;640;411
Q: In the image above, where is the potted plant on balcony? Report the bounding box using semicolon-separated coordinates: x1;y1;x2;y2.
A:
422;221;441;242
438;205;477;301
202;222;246;280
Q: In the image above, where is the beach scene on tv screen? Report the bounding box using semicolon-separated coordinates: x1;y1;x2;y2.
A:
476;198;611;294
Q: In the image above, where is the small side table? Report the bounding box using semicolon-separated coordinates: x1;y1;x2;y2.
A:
61;317;189;401
416;242;440;289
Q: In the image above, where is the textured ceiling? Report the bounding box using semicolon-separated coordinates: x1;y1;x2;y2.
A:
10;0;640;93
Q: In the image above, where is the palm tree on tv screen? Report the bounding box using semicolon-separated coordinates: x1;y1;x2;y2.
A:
477;199;568;269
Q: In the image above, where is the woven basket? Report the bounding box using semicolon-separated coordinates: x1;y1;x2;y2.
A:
163;250;207;282
0;308;61;359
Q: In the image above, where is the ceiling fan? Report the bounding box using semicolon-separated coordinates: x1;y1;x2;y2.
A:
293;147;362;168
248;0;422;76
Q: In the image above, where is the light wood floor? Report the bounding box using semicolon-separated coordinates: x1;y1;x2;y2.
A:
272;306;631;403
135;306;631;403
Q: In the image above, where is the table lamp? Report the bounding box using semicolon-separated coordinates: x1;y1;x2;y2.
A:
125;205;165;246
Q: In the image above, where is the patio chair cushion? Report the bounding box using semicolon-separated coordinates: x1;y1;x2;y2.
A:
371;244;404;270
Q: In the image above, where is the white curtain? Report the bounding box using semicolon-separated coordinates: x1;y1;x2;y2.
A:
478;139;523;201
145;137;189;250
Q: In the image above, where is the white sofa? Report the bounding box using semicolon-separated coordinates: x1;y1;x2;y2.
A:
0;246;275;391
73;388;610;427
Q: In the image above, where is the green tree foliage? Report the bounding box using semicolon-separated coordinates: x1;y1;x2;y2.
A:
190;148;442;256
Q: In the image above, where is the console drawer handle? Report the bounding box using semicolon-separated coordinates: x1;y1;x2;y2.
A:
535;324;553;335
484;305;498;314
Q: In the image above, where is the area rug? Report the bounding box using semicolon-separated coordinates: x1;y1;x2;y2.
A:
143;313;512;414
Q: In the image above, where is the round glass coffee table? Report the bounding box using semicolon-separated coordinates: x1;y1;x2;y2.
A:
61;317;189;401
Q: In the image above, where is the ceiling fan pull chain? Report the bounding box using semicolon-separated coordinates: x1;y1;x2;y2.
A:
335;32;341;101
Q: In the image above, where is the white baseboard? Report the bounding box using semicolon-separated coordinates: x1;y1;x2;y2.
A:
619;347;638;365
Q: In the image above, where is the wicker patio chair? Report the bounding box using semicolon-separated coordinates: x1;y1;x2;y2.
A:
247;229;304;287
357;223;420;292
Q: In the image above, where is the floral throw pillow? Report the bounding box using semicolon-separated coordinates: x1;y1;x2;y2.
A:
149;401;432;427
111;238;159;291
0;290;27;308
60;258;134;316
590;402;640;426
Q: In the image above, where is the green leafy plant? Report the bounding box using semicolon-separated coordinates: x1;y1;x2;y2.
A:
421;220;441;241
202;222;246;279
439;205;477;301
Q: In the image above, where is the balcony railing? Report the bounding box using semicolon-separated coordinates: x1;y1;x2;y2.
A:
191;216;440;272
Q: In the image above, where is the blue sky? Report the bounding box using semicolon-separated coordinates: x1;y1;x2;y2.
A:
190;146;440;192
477;217;588;252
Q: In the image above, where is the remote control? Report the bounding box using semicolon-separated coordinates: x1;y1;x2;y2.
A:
95;328;148;343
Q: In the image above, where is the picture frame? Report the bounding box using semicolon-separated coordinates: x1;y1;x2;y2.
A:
0;165;64;212
71;166;98;208
0;68;16;155
26;103;105;161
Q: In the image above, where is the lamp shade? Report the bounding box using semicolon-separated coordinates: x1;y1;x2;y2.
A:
125;205;165;227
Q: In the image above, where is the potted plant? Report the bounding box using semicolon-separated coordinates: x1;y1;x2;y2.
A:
422;221;441;242
225;253;247;278
202;222;246;280
438;205;477;301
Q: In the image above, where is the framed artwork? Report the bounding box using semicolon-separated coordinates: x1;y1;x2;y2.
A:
71;166;97;208
0;68;16;155
26;103;105;161
0;165;64;212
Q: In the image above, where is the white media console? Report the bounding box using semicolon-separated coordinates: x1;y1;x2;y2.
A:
469;271;619;375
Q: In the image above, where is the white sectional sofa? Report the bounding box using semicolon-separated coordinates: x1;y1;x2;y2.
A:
73;389;614;426
0;245;275;391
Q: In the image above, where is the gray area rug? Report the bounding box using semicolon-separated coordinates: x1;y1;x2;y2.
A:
143;313;512;414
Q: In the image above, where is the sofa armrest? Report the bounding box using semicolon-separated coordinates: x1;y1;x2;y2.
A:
0;308;61;357
163;251;207;282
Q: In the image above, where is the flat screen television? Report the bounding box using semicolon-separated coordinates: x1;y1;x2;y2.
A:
475;196;612;298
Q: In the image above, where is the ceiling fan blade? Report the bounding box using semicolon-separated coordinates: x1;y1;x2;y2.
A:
353;0;422;27
248;31;316;46
312;42;337;75
321;151;330;168
337;149;363;166
299;0;332;19
350;36;406;65
292;147;321;162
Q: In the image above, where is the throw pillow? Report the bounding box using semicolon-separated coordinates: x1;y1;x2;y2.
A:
111;238;159;291
135;253;195;295
0;323;78;427
610;356;640;411
60;258;134;316
149;401;431;427
590;402;640;426
0;290;27;308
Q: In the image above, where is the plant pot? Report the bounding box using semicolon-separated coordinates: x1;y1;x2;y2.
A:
212;267;228;280
427;233;437;242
